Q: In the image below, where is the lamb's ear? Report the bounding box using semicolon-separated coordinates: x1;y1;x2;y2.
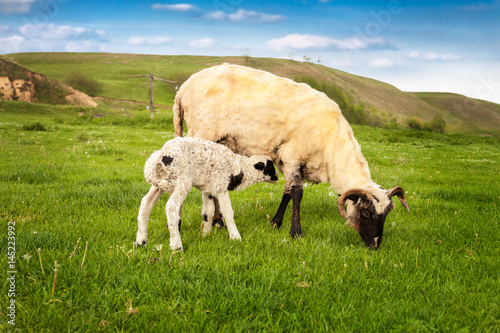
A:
254;162;265;171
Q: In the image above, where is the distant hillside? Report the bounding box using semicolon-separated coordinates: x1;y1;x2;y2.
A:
0;55;97;107
5;52;500;136
410;92;500;137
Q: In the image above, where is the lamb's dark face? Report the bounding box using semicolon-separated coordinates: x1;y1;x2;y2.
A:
253;157;279;183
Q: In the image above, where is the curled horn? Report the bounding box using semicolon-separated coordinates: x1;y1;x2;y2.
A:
387;186;410;214
337;189;375;219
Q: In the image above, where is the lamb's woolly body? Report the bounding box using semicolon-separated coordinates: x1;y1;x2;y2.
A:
136;137;277;251
145;137;268;194
173;64;409;247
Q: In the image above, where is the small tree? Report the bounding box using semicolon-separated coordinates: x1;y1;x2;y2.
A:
241;48;251;63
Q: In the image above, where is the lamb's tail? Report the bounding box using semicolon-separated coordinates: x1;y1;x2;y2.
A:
144;151;171;190
173;100;184;137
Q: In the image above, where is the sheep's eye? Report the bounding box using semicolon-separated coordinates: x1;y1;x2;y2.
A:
361;210;371;219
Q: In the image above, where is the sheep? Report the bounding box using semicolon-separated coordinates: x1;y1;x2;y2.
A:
173;63;410;249
135;136;278;251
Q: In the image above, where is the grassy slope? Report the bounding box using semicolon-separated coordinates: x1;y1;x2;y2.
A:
0;101;499;332
6;52;500;136
412;92;500;136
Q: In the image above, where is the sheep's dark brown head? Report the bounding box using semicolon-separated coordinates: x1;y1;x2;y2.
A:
338;186;410;249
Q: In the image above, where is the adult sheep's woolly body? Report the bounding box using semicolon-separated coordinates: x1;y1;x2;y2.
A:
173;64;410;248
174;64;372;194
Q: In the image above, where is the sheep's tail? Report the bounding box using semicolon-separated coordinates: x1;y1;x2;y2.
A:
173;100;184;137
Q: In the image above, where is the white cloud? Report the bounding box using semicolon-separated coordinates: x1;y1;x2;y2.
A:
0;0;36;14
0;25;10;35
0;35;26;53
127;36;172;45
204;11;226;20
267;33;393;52
189;38;215;48
152;3;198;12
409;51;461;61
65;41;102;52
18;23;106;40
205;9;286;23
369;58;395;67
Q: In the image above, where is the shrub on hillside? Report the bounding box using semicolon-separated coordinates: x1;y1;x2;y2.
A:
429;115;446;133
66;72;103;97
407;115;446;133
407;116;425;130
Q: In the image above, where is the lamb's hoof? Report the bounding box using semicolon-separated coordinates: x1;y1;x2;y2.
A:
230;234;242;241
171;246;184;252
212;218;225;228
135;236;148;247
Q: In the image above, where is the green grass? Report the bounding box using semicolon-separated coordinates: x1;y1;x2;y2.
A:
1;100;499;332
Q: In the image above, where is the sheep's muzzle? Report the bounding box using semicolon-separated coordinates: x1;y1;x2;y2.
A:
337;186;410;249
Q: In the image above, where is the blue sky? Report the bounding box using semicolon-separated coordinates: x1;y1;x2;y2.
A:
1;0;499;103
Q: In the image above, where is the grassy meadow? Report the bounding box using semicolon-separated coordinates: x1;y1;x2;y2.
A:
1;100;499;332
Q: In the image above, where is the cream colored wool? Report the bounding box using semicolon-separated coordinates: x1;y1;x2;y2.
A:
173;64;393;217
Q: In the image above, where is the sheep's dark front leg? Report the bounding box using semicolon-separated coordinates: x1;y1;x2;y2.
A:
212;197;225;228
289;185;303;238
276;164;304;237
270;192;292;228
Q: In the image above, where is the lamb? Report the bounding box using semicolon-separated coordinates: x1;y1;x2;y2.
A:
173;63;410;249
135;136;278;251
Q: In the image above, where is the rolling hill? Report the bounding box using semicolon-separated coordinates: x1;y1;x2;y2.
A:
3;52;500;136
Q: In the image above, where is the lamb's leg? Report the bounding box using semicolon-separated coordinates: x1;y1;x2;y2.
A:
201;193;215;236
136;186;164;246
166;183;191;251
216;193;241;241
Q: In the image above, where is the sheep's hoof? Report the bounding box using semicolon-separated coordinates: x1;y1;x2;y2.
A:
136;240;147;247
289;230;304;238
212;218;225;228
270;218;283;229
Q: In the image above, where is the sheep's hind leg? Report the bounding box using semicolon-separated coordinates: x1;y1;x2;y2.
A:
136;186;164;246
166;183;191;251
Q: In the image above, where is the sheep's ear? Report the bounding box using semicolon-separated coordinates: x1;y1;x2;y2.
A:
254;162;265;171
